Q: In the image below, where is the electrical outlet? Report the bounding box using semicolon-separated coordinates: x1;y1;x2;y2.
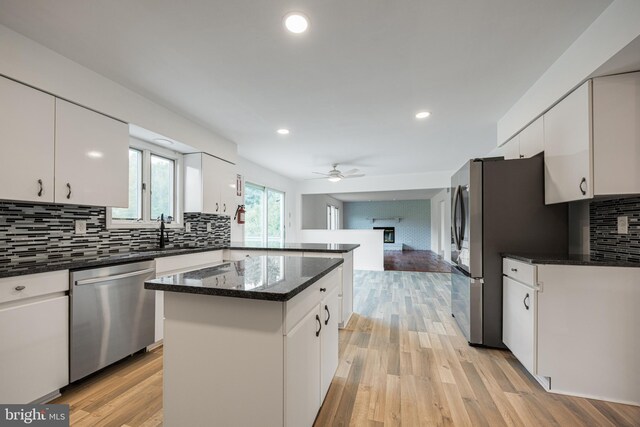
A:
618;216;629;234
185;223;192;233
75;220;87;235
206;223;212;232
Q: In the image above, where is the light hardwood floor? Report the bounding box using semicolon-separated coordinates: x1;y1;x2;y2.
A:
54;270;640;426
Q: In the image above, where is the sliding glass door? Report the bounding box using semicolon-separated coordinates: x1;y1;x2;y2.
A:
245;182;285;245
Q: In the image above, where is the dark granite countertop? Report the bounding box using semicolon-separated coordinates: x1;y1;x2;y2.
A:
0;245;227;279
145;255;344;301
503;253;640;268
227;242;359;253
0;241;359;279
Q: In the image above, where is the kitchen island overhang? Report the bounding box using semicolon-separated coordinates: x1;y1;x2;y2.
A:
145;255;344;427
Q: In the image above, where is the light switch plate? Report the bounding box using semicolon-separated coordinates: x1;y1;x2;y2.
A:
185;223;192;233
206;223;212;232
617;216;629;234
75;220;87;235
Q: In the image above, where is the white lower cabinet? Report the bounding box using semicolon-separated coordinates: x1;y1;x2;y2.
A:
285;307;322;427
0;270;69;404
285;285;340;426
503;257;640;405
502;276;536;374
320;286;340;399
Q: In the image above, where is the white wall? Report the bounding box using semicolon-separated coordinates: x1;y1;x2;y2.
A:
497;0;640;146
430;189;452;262
301;195;344;229
0;24;236;162
299;230;384;271
235;157;300;243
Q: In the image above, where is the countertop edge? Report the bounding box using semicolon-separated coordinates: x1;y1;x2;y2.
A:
144;257;345;302
503;253;640;268
226;244;360;253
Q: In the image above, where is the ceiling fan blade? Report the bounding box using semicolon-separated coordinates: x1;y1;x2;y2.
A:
312;172;331;176
342;174;365;179
342;168;360;176
305;176;332;180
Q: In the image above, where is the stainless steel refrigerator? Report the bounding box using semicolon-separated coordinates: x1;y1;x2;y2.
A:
450;155;568;348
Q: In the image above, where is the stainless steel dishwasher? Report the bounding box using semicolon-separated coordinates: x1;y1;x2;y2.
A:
70;260;156;382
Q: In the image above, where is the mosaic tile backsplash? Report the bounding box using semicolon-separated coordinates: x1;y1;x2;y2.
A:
0;201;230;268
590;197;640;262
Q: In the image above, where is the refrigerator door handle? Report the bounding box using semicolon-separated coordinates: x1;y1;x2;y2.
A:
458;185;466;249
452;185;462;250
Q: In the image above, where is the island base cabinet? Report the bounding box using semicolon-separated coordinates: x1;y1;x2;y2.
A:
163;292;285;427
285;308;321;427
321;286;340;399
162;266;341;427
0;296;69;403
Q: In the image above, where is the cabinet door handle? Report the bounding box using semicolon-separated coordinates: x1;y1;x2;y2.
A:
215;202;219;212
315;314;322;337
66;183;72;199
223;203;227;212
523;293;530;310
579;177;587;196
37;179;43;197
15;286;26;291
324;304;330;325
510;268;518;272
320;287;327;293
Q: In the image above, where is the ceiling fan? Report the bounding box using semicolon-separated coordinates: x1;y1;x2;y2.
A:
311;164;365;182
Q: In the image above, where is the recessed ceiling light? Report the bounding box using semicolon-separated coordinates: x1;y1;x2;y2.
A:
277;128;290;135
87;151;103;159
284;12;309;34
415;111;431;119
153;137;175;145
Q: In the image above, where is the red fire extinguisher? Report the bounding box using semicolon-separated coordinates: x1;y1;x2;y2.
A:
234;205;246;224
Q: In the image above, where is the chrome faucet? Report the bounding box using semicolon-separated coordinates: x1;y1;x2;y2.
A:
158;214;173;248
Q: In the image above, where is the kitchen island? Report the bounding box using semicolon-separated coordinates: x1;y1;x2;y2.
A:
224;242;358;328
145;255;344;427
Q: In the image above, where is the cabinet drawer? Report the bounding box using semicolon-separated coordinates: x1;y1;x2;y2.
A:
503;276;536;374
0;270;69;305
156;251;223;275
284;269;339;335
503;258;536;286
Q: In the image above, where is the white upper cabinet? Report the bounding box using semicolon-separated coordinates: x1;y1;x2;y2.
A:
519;116;544;159
0;76;55;203
543;72;640;204
502;134;521;160
184;152;237;216
55;100;129;207
502;116;543;161
592;72;640;196
543;81;593;204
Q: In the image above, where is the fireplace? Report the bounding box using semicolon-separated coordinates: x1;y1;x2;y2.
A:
374;227;395;243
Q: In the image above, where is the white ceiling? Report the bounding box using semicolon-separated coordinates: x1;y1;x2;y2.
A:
0;0;612;180
330;189;443;202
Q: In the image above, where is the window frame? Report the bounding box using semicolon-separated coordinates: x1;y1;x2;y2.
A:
327;204;339;230
107;138;183;229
